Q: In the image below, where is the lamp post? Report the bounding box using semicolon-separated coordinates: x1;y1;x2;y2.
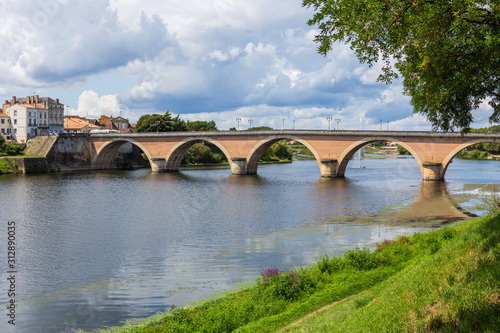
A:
293;119;295;130
248;119;253;129
282;118;285;132
335;117;341;130
326;116;332;132
155;120;160;134
65;105;69;132
387;121;389;131
236;118;241;132
380;119;383;132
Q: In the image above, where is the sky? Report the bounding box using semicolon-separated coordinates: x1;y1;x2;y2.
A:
0;0;494;130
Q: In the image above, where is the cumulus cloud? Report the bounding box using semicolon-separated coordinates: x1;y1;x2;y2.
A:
0;0;174;84
73;90;122;118
1;0;439;131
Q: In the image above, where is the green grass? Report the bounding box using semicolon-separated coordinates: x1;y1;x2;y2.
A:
89;213;500;333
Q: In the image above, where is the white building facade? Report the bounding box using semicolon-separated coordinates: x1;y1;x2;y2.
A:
0;113;12;139
5;104;49;143
3;95;65;135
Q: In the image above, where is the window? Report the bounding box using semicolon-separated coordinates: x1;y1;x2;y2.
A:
40;113;42;118
14;111;17;116
1;119;4;124
44;113;47;119
29;112;31;117
14;119;17;125
1;129;4;134
7;129;10;134
29;120;32;126
34;119;37;126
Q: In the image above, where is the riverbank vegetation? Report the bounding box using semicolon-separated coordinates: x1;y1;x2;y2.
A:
0;134;24;157
92;211;500;332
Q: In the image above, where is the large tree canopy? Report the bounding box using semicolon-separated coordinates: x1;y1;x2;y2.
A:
135;111;187;133
302;0;500;131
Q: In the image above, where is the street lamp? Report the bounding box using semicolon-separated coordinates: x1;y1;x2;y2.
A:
65;105;70;132
380;119;383;132
335;118;341;130
155;120;160;134
248;119;253;129
387;121;389;131
326;116;332;132
282;118;285;132
293;119;295;130
236;118;241;132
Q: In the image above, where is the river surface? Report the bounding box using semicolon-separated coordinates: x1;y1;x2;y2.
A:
0;155;498;332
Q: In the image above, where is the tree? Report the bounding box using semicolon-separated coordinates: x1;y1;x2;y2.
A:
248;126;274;131
4;143;22;156
0;134;5;149
397;145;411;155
135;111;187;132
303;0;500;132
186;120;217;132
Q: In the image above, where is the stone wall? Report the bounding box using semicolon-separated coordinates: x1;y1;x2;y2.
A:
45;133;93;172
0;157;49;174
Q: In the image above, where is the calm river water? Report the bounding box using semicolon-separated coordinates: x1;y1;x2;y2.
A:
0;155;498;332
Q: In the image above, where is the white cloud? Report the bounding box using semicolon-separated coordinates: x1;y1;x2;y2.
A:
74;90;122;118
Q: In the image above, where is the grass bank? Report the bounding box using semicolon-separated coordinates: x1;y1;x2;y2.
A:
88;213;500;333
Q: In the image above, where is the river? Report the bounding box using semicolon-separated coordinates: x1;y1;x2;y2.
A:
0;155;498;332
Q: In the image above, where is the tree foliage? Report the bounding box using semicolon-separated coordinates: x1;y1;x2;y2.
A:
181;143;226;165
303;0;500;132
261;140;293;161
135;111;187;133
186;120;217;132
4;143;22;156
248;126;274;131
0;134;5;148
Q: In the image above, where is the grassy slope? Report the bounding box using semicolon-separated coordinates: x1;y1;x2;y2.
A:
92;213;500;333
280;213;500;332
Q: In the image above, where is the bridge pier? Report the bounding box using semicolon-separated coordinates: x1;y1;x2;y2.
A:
150;158;167;173
319;159;340;178
230;158;250;175
422;162;444;181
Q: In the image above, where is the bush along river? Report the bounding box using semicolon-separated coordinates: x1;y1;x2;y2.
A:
0;155;498;332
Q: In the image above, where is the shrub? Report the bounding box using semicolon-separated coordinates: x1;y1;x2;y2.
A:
344;248;380;270
258;267;304;301
4;143;22;156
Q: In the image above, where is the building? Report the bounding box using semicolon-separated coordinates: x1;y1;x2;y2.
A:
3;95;65;135
4;103;49;143
63;116;101;133
98;115;134;133
0;112;13;140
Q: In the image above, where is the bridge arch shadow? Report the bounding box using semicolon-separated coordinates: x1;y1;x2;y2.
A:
246;135;321;174
337;137;423;178
165;137;233;172
93;139;152;170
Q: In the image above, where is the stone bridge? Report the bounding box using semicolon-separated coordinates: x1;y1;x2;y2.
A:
79;130;500;180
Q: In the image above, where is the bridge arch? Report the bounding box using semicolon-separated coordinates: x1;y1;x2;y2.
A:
165;137;233;172
93;138;153;170
246;135;321;174
337;137;424;177
441;138;500;178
